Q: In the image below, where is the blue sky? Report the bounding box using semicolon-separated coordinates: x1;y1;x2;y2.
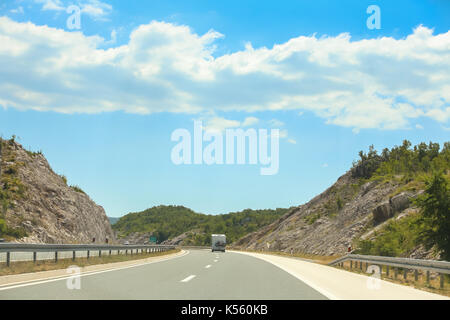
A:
0;0;449;217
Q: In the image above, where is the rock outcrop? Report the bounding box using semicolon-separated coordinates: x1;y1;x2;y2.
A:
372;191;418;223
0;138;115;244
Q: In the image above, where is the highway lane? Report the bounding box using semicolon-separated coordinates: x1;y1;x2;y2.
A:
0;249;327;300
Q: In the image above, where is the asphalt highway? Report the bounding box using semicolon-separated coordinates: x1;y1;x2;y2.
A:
0;249;327;300
0;249;447;300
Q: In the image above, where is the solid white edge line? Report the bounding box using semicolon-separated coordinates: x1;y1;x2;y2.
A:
231;250;339;300
180;275;196;282
0;250;190;291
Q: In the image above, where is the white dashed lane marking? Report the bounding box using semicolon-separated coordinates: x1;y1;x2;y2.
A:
180;275;196;282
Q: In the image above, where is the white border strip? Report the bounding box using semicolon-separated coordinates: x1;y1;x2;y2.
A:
231;250;339;300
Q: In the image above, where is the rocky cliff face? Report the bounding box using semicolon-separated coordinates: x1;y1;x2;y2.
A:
0;138;115;244
233;171;423;256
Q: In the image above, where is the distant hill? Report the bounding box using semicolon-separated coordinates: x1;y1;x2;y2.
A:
108;217;120;225
112;205;289;245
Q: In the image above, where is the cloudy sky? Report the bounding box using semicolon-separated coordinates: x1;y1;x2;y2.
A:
0;0;449;217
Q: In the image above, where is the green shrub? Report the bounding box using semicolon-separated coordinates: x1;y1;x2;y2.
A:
0;218;7;235
416;171;450;260
304;212;321;225
60;175;68;185
355;213;423;257
70;185;86;194
336;196;343;210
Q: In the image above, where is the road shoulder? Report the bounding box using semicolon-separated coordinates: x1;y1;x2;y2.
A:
0;249;188;288
231;250;449;300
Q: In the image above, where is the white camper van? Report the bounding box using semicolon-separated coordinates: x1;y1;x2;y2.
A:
211;234;226;252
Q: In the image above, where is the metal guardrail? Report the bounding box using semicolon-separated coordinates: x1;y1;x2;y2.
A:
329;253;450;288
178;246;210;250
0;243;176;267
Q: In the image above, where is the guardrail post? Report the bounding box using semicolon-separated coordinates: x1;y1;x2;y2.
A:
72;251;76;261
414;269;418;281
99;250;101;257
426;271;430;283
394;268;398;279
403;269;407;280
109;249;111;256
386;265;389;277
440;274;444;289
55;251;58;263
87;250;90;259
6;251;10;267
359;261;362;270
33;252;37;263
125;249;128;255
350;261;352;269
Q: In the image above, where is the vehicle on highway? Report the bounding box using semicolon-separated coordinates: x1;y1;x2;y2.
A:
211;234;226;252
0;238;4;242
124;241;130;245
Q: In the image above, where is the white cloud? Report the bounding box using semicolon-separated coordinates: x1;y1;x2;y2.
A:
279;129;288;139
10;6;24;14
0;17;449;131
287;138;297;144
200;116;260;133
34;0;112;18
322;163;329;168
415;124;424;129
201;116;241;134
268;119;285;127
242;116;259;127
35;0;65;11
80;0;112;19
103;29;117;45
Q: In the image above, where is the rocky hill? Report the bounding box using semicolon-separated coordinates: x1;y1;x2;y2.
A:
0;137;115;244
233;171;416;255
233;141;449;259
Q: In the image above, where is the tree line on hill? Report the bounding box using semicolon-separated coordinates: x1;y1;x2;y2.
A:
112;205;289;245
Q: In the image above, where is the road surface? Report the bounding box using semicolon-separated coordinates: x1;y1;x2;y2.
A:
0;249;447;300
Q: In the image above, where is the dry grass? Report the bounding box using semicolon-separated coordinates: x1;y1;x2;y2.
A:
336;260;450;297
0;249;180;276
